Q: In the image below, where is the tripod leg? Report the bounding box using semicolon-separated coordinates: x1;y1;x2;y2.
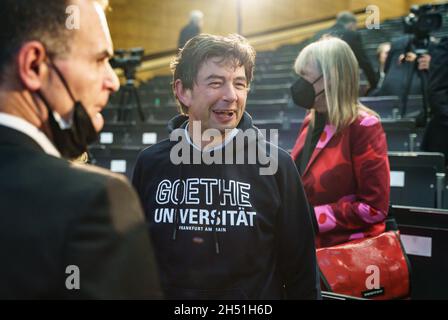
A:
123;88;132;122
417;70;429;127
118;88;128;122
400;62;416;118
133;86;146;122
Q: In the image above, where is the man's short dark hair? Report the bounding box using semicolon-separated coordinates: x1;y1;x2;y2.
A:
0;0;72;79
336;11;357;25
170;33;256;115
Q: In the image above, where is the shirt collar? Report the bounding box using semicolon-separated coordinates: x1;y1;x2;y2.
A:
0;112;61;158
184;122;239;152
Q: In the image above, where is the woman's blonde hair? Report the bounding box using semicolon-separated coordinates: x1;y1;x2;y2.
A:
294;37;378;132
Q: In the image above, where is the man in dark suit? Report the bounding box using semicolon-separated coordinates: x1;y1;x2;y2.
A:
422;37;448;165
312;11;378;92
178;10;204;49
0;0;162;299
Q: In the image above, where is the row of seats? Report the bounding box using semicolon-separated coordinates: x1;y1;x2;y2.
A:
134;15;448;101
89;142;448;210
100;94;426;153
92;15;448;213
105;94;424;119
94;114;425;153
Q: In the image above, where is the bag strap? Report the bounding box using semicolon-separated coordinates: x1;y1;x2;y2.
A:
318;265;332;292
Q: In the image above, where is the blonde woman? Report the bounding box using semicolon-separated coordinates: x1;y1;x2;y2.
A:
290;37;390;248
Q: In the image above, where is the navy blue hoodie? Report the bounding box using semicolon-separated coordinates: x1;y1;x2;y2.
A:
132;112;319;299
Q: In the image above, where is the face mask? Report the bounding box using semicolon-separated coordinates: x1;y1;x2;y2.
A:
290;74;324;109
37;62;98;159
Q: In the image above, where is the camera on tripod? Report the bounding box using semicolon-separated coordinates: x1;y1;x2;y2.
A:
110;47;144;80
403;3;448;53
110;48;146;122
399;3;448;125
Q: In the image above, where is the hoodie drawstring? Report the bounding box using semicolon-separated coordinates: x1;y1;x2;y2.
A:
213;201;221;255
172;165;183;241
172;208;179;241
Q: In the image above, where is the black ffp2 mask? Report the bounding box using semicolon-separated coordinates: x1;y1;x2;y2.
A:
37;63;98;159
290;75;324;109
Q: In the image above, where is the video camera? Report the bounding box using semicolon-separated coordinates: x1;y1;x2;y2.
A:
110;47;144;80
403;3;448;53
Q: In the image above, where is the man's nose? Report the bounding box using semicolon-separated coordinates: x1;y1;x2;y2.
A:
222;83;238;102
105;62;120;92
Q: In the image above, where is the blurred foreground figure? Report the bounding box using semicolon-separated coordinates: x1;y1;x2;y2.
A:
0;0;162;299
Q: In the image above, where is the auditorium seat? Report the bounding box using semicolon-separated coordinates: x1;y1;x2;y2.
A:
381;119;423;152
89;145;142;180
390;205;448;299
248;84;290;100
101;105;119;122
147;105;178;122
258;63;293;73
444;182;448;210
255;119;302;150
95;122;169;147
388;152;446;208
254;73;295;86
360;95;423;119
139;89;174;107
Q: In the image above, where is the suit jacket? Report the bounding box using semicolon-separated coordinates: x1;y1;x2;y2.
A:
421;37;448;162
178;22;200;49
428;36;448;122
291;111;390;248
313;23;378;89
0;125;162;299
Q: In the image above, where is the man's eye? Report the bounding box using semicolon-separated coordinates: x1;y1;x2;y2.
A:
235;83;247;89
209;82;222;87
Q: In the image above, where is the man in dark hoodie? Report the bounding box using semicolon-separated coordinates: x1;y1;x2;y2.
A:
312;11;378;92
132;34;319;300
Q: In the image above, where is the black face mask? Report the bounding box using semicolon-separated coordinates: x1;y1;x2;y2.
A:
37;63;98;159
290;74;324;109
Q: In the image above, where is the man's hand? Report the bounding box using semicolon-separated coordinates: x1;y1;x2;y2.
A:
398;52;431;70
417;54;431;71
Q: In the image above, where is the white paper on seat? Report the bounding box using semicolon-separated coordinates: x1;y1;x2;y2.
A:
110;160;126;173
390;171;405;187
100;132;114;144
401;234;432;257
142;132;157;145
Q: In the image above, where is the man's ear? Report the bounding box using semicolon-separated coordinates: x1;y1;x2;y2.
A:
174;79;192;108
16;41;48;91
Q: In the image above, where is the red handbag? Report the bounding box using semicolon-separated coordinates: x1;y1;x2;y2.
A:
316;231;411;300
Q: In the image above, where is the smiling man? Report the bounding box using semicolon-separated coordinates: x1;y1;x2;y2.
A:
0;0;161;299
132;34;319;299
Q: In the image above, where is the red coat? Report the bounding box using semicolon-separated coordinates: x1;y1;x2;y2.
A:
291;111;390;248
